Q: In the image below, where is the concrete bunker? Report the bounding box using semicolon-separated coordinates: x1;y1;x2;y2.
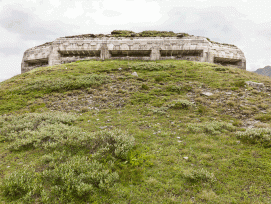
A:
214;57;242;67
21;31;246;73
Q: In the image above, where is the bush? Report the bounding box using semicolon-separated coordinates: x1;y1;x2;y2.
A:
154;76;163;82
236;128;271;147
1;157;119;202
139;30;177;37
1;168;39;199
15;74;110;94
254;114;271;122
168;99;194;110
91;129;135;160
197;105;208;114
214;67;227;71
129;62;175;71
166;85;182;93
1;113;135;157
183;168;216;183
0;112;77;150
111;30;135;37
0;113;136;202
234;80;246;88
110;30;181;37
149;107;168;115
166;85;192;94
187;121;236;135
141;84;149;90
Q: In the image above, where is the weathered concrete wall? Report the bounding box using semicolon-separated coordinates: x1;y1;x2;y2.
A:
21;35;246;73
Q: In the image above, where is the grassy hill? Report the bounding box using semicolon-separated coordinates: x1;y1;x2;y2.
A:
0;60;270;203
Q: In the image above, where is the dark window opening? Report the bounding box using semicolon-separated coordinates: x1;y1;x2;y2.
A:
25;58;48;67
109;50;151;57
214;57;242;66
59;50;101;57
160;50;203;57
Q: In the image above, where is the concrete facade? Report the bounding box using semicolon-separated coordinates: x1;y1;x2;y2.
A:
21;34;246;73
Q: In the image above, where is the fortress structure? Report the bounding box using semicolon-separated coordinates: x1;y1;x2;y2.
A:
21;31;246;73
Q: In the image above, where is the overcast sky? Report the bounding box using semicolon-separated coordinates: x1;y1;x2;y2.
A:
1;0;271;81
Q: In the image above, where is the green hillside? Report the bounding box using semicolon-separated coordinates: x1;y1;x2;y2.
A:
0;60;270;203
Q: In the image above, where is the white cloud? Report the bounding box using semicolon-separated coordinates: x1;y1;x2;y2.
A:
0;54;21;78
1;0;271;80
63;2;84;19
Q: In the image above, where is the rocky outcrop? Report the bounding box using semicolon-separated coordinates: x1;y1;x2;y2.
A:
254;66;271;77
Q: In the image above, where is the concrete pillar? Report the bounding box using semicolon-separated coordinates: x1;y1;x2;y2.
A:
150;46;160;60
240;60;246;70
21;60;27;74
207;52;214;63
201;50;208;62
100;43;110;60
49;45;61;66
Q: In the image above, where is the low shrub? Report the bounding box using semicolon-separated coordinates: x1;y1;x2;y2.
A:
1;168;38;200
0;112;136;202
1;157;119;203
15;74;110;94
131;93;154;104
187;121;236;135
154;76;163;82
1;113;135;156
149;107;168;115
254;113;271;122
129;62;175;71
166;85;183;93
141;84;149;90
233;80;246;88
214;67;227;71
168;85;181;92
168;99;194;110
138;30;177;37
197;105;208;114
183;168;216;183
91;129;135;160
236;128;271;147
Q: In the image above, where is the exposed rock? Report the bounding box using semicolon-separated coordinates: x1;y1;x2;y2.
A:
183;157;189;160
245;81;264;89
201;92;213;96
254;66;271;77
131;72;138;77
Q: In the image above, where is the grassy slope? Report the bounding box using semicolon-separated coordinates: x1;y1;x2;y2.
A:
0;60;271;203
